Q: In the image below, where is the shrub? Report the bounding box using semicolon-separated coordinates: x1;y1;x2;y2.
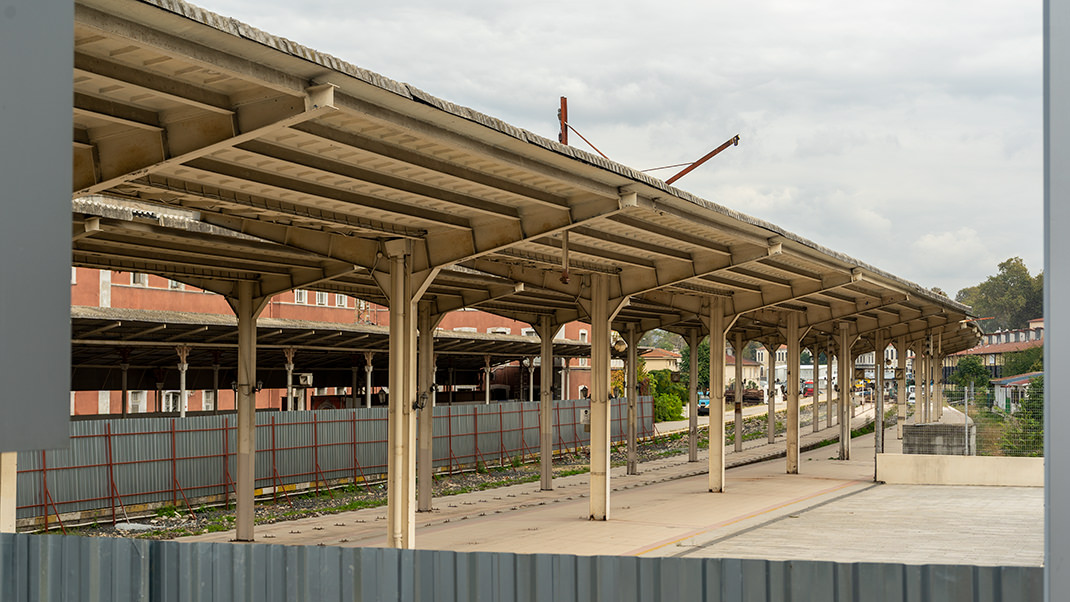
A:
654;393;684;422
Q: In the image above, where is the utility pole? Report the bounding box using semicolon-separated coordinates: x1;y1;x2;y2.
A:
558;97;568;145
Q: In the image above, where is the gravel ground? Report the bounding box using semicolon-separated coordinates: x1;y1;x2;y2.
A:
60;405;863;540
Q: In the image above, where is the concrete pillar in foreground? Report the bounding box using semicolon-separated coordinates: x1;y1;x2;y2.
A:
588;273;613;520
484;356;491;405
625;324;640;475
417;301;435;512
0;452;16;533
707;297;727;492
734;332;744;453
688;328;700;462
230;281;266;541
176;345;190;417
896;336;907;439
765;343;777;444
875;330;886;455
812;345;821;433
536;316;555;490
527;358;536;402
838;323;852;461
786;313;800;474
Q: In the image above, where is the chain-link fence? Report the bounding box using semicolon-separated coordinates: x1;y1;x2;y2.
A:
943;376;1044;457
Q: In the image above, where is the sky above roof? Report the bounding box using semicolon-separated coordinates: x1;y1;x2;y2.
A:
193;0;1042;296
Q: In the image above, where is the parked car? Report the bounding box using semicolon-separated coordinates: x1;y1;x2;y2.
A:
908;391;916;404
697;397;710;416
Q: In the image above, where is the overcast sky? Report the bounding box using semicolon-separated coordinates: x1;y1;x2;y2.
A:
195;0;1042;296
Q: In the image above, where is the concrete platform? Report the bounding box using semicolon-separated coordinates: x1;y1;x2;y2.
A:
183;406;1043;567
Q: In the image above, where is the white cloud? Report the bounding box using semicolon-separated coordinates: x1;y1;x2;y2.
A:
193;0;1043;294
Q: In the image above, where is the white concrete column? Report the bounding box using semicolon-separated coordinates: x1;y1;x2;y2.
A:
0;452;16;533
708;298;727;492
537;316;555;490
484;355;492;405
934;332;944;421
589;274;613;520
364;352;374;409
896;336;907;439
384;247;420;548
417;301;436;513
232;281;265;542
875;330;886;455
827;341;835;428
688;328;700;462
786;313;800;474
527;358;536;402
176;345;190;418
765;343;777;444
733;332;744;453
625;324;640;476
812;345;821;433
838;323;851;461
564;366;571;400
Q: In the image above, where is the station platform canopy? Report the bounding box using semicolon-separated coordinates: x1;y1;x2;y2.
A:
70;0;980;354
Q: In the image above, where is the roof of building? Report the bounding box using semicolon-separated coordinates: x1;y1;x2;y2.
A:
991;371;1044;387
949;338;1043;357
725;354;760;366
640;348;681;360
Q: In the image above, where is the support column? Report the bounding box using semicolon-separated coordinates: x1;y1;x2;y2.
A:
827;340;834;428
351;364;359;409
484;356;491;405
120;360;129;418
232;281;266;542
786;313;800;474
527;358;536;402
417;301;436;512
625;324;640;475
176;345;190;417
284;347;296;411
383;247;421;548
588;274;615;520
812;345;821;433
688;329;700;462
921;342;931;424
733;333;744;453
897;336;907;439
0;452;16;533
364;352;374;409
934;332;945;421
838;323;852;461
537;316;555;490
766;343;777;444
875;330;886;456
708;298;728;492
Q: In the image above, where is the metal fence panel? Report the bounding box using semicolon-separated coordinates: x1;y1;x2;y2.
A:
16;399;652;523
0;533;1042;602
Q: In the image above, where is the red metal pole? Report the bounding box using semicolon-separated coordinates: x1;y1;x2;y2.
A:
665;135;740;185
106;424;115;525
498;404;506;467
41;451;48;533
171;419;177;507
313;413;320;495
271;416;278;503
351;413;358;487
223;417;233;509
519;401;526;460
447;405;455;475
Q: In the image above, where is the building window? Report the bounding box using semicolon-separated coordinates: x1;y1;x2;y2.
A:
162;391;182;413
129;391;146;413
453;327;477;333
335;294;347;307
202;391;215;412
131;272;148;286
315;291;328;306
489;327;510;335
294;289;307;304
168;279;183;290
521;328;535;337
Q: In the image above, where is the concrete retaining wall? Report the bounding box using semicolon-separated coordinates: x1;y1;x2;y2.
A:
877;453;1044;487
903;423;975;455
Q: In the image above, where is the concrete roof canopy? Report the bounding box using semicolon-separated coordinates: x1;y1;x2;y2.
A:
70;0;980;354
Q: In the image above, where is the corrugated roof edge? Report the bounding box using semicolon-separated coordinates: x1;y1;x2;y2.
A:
130;0;972;316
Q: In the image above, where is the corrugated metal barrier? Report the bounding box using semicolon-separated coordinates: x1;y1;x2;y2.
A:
16;398;653;525
0;533;1041;601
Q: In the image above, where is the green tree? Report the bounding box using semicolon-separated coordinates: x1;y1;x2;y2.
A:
952;356;990;388
678;338;711;391
955;257;1043;332
1002;347;1043;377
1001;375;1044;457
648;369;687;422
